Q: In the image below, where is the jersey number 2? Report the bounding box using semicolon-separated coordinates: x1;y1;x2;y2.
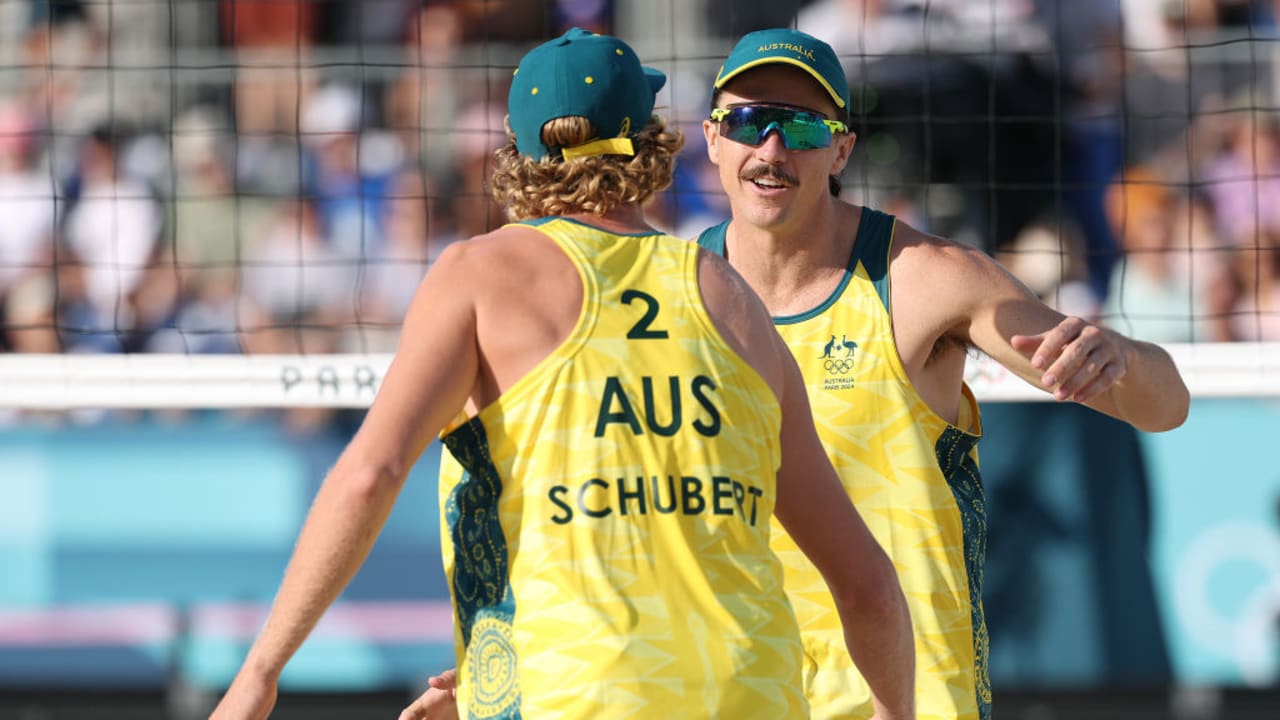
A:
622;289;669;339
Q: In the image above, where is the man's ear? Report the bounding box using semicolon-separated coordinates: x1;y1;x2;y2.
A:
702;118;721;166
830;130;857;175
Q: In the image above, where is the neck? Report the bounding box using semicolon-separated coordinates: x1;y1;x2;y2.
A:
725;198;860;313
561;205;656;234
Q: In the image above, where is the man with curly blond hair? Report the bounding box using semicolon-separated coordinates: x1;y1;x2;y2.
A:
212;28;913;720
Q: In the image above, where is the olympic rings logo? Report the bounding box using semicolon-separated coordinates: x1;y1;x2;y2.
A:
1174;521;1280;683
823;358;854;374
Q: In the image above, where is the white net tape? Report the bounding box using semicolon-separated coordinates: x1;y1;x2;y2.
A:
1;343;1276;409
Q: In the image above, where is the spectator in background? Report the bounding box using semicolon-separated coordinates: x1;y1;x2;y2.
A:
1220;229;1280;340
239;197;357;356
1042;0;1128;304
648;62;738;238
145;106;275;355
3;273;58;354
354;168;438;354
1120;0;1243;166
1191;110;1280;341
0;70;59;358
59;124;165;353
448;101;508;239
17;0;103;176
144;268;243;356
300;82;399;258
169;107;276;292
645;144;729;239
995;214;1100;319
384;2;466;190
237;196;357;434
0;272;62;425
220;0;317;137
1103;167;1226;342
0;102;55;320
1200;113;1280;248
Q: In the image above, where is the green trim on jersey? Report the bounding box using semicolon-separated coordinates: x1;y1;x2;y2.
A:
695;220;729;255
441;417;523;719
936;426;990;720
848;207;894;314
517;216;665;238
694;207;895;324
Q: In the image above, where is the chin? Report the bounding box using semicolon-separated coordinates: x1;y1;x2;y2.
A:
739;203;790;230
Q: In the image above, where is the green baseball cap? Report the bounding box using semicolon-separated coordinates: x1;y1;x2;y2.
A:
713;28;849;117
509;27;667;161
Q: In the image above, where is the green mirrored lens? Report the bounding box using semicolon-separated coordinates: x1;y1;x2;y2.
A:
719;106;834;149
777;119;831;149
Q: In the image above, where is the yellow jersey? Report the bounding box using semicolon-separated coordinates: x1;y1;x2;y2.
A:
437;217;807;719
700;208;989;720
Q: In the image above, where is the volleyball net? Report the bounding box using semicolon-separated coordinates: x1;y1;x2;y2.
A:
1;1;1278;413
0;1;1277;412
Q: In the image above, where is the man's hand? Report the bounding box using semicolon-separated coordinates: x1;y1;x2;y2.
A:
1012;317;1128;403
399;668;458;720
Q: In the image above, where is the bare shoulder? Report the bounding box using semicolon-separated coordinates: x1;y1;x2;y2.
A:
433;225;567;289
696;248;767;338
891;221;1002;280
440;225;550;268
696;248;786;393
890;220;1032;311
696;248;753;310
885;219;1043;379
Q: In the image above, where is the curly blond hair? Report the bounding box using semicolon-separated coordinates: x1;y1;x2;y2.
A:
490;115;684;220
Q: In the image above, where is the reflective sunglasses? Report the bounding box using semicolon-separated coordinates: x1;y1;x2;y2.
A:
709;104;849;150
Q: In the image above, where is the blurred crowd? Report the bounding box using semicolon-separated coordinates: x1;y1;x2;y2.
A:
1;0;1278;374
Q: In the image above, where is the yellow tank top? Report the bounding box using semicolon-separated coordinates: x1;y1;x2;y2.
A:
700;209;989;720
437;217;807;720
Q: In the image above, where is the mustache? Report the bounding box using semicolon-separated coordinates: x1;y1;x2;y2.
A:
740;165;798;187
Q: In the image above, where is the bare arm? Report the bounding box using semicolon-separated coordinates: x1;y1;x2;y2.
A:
1005;317;1188;431
912;233;1189;432
771;331;915;720
211;242;483;719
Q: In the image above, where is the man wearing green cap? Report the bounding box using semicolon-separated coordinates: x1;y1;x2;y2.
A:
695;27;1189;720
212;28;913;720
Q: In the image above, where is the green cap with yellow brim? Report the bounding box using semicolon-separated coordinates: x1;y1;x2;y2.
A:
713;28;850;117
509;27;666;161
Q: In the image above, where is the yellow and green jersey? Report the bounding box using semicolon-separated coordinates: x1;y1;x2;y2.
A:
437;217;807;719
699;208;989;720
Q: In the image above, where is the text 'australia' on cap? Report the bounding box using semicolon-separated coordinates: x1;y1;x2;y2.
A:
713;28;850;115
508;27;667;161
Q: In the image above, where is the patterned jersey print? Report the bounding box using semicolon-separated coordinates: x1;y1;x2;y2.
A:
700;209;989;720
438;217;808;719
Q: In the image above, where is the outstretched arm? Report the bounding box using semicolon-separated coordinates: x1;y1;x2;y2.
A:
918;235;1189;432
211;244;483;719
771;332;915;720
